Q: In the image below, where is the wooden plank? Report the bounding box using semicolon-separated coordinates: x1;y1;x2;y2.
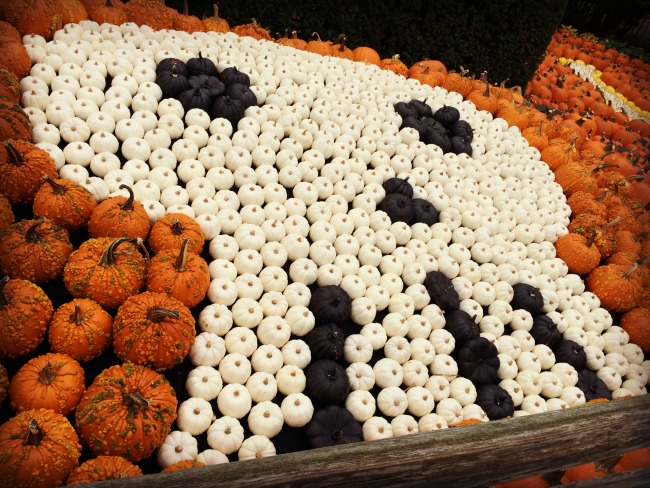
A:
562;467;650;488
79;395;650;488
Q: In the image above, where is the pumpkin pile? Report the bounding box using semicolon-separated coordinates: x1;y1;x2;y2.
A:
0;1;648;485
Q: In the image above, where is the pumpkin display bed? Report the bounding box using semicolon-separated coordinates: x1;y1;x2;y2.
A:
0;7;648;487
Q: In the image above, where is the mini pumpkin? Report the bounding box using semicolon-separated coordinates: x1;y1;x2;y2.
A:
380;193;414;223
476;384;514;420
305;405;363;449
457;337;500;385
553;340;587;371
0;139;57;205
529;314;562;349
65;455;142;485
148;212;205;255
444;309;479;346
306;359;350;406
510;283;544;315
577;369;612;402
309;285;352;325
424;270;460;311
75;362;177;462
305;323;345;361
88;184;151;240
33;175;97;231
383;177;414;198
9;352;85;415
0;218;73;283
411;198;439;225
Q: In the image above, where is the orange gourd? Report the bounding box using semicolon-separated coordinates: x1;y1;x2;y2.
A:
554;232;601;276
586;263;643;313
379;54;409;77
0;98;32;142
466;76;498;114
148;212;204;254
88;184;150;239
0;140;58;205
88;0;127;25
352;46;380;65
620;307;650;352
66;456;143;485
33;175;97;231
232;18;273;41
123;0;174;30
203;3;229;33
0;193;14;232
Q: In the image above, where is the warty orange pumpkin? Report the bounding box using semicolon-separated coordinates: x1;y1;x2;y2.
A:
586;262;643;313
33;175;97;231
0;139;58;205
66;456;143;485
0;193;14;232
88;184;151;239
203;3;229;33
0;97;31;142
148;212;205;254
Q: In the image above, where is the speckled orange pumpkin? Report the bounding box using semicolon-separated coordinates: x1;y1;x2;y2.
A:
0;140;57;205
33;175;97;231
88;185;150;240
66;455;143;485
148;212;204;254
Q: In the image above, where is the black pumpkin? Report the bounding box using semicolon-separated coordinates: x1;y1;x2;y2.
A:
177;87;213;113
155;65;189;99
188;75;225;97
305;323;345;361
457;337;500;385
224;83;258;109
401;115;427;139
476;384;515;420
306;360;350;406
219;66;251;87
420;117;448;134
423;271;460;312
576;369;612;402
410;198;439;225
449;120;474;141
394;101;417;120
379;193;414;223
445;309;480;346
510;283;544;315
433;105;460;128
382;177;414;198
450;136;473;156
305;405;363;449
309;285;352;325
424;128;452;153
211;96;246;128
553;340;587;371
156;57;188;77
529;314;561;349
408;99;433;118
186;52;218;77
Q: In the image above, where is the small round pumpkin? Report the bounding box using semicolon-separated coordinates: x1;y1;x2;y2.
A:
305;359;350;406
0;218;73;283
9;352;85;415
161;459;206;472
75;362;177;463
88;185;151;240
112;291;196;371
510;283;544;315
457;337;499;385
146;238;210;308
0;277;53;359
305;405;362;448
33;176;97;231
586;263;643;313
423;270;460;311
553;340;587;371
48;298;113;362
309;285;352;325
0;408;81;488
576;369;612;402
148;212;205;255
66;455;143;485
476;384;514;420
305;323;345;361
0;139;57;205
63;237;147;310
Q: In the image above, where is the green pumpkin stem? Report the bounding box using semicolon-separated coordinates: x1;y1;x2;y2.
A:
117;184;136;211
147;307;181;323
38;362;56;385
23;419;45;447
98;237;137;267
42;174;66;195
124;391;152;408
25;218;47;244
4;141;24;167
175;238;190;272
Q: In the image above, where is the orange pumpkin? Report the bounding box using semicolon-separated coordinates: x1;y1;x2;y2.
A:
620;307;650;353
148;212;205;254
232;18;273;41
9;352;85;415
146;238;210;308
63;237;147;310
276;30;306;50
555;232;602;276
379;54;409;77
161;459;206;472
48;298;113;362
466;76;498;114
0;193;14;232
0;140;58;205
0;277;53;359
586;262;643;313
88;0;127;25
0;97;32;142
112;291;196;371
33;175;97;231
0;0;65;40
0;31;31;78
0;67;22;103
304;33;332;56
88;184;150;239
203;3;229;33
66;456;142;485
615;447;650;472
75;362;177;462
352;46;380;65
123;0;174;30
441;68;473;98
0;408;81;488
0;362;8;406
0;218;73;283
172;0;204;33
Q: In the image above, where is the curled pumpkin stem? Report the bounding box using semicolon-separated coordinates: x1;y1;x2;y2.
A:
117;184;136;211
98;237;138;267
42;175;66;195
25;218;47;244
147;307;181;323
24;419;45;446
3;141;24;167
175;238;190;272
38;362;56;385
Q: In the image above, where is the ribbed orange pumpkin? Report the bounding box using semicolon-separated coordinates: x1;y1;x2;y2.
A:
380;54;409;77
0;277;53;359
554;232;602;276
123;0;174;30
0;98;31;142
620;307;650;353
66;456;142;485
48;298;113;362
0;0;64;40
88;0;127;25
0;218;73;283
63;237;147;310
88;185;150;240
172;0;204;33
587;263;643;313
352;46;380;65
0;140;57;205
75;362;177;462
33;175;97;231
0;408;81;488
202;3;229;33
466;76;499;114
9;352;85;415
0;23;31;78
161;459;206;472
148;212;204;254
112;291;195;371
0;68;22;102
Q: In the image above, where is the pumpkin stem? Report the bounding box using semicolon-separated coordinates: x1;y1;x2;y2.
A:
25;218;47;244
331;430;343;441
42;174;66;195
38;361;57;385
183;0;189;15
537;121;544;136
586;231;597;248
98;237;137;267
147;307;181;323
170;218;184;235
3;141;24;167
311;32;322;41
622;262;638;278
70;302;84;326
175;238;190;272
117;184;136;211
595;189;608;203
23;419;45;447
602;216;622;230
125;391;152;408
212;3;220;20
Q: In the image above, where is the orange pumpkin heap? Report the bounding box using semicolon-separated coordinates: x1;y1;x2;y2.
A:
0;140;57;205
9;352;85;415
0;218;73;283
66;456;143;485
88;184;150;239
48;298;113;362
63;236;147;310
112;291;196;371
33;175;97;231
0;276;53;359
75;362;177;462
0;408;82;488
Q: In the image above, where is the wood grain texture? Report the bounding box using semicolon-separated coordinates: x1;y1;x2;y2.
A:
77;395;650;488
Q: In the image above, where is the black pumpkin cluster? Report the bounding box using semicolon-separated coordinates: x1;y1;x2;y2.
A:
155;54;257;127
379;178;439;225
395;101;474;156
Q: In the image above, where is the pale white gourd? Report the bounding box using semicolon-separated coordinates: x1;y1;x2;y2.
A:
362;416;393;441
281;393;314;428
376;386;408;417
185;366;223;402
189;331;226;367
177;397;214;436
157;430;198;468
206;416;244;455
276;364;307;395
246;372;278;403
217;384;252;419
